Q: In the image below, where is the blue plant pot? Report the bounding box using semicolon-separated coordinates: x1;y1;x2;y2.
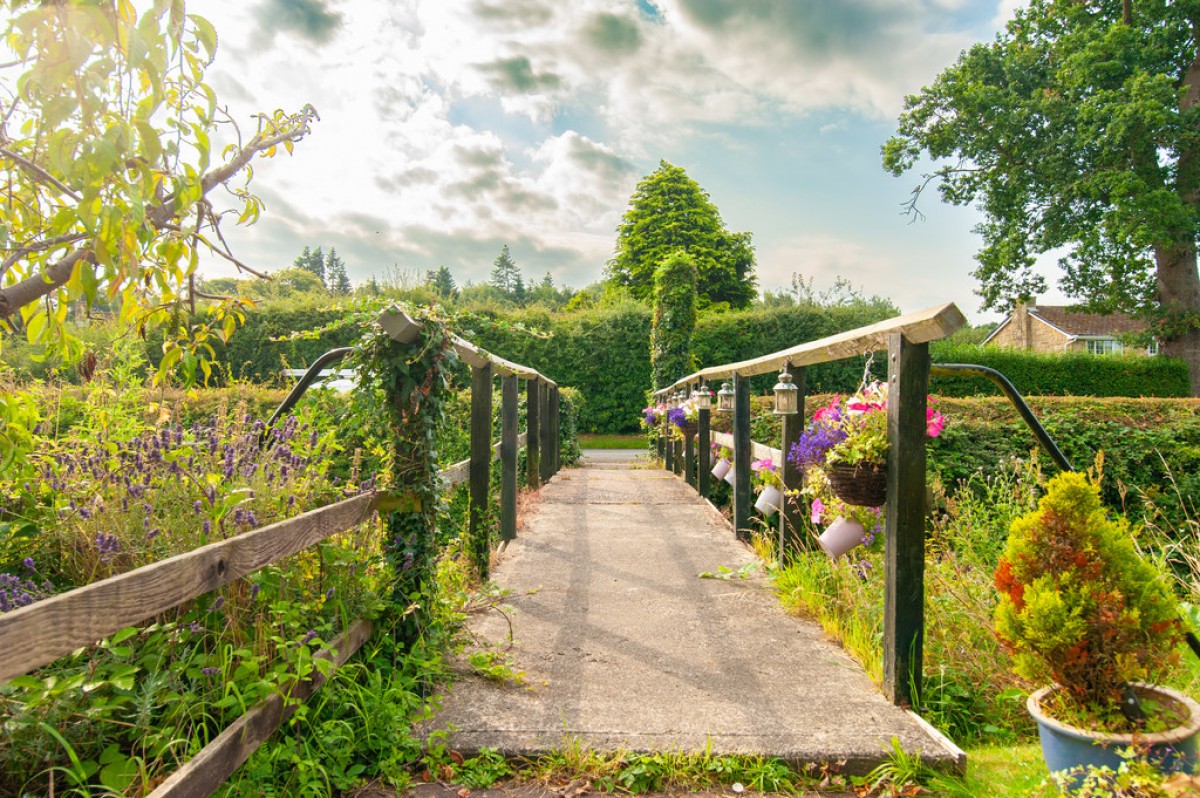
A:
1029;684;1200;791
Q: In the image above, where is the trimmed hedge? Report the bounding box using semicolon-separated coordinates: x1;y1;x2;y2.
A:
928;343;1190;398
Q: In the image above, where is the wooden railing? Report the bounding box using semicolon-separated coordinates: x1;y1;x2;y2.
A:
652;302;966;709
0;308;563;797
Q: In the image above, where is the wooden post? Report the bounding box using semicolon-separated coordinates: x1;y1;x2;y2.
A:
665;424;675;472
539;380;552;484
780;364;806;557
884;333;930;708
684;423;696;488
732;372;752;541
526;379;541;489
501;374;518;542
551;385;561;474
698;397;711;498
470;363;494;578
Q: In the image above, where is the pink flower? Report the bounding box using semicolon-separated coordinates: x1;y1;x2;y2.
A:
810;497;824;524
926;408;945;438
813;396;841;422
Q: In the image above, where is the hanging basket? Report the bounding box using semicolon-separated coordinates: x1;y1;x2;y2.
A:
826;462;887;507
679;421;698;440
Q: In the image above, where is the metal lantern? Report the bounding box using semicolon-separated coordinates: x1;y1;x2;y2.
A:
716;382;735;413
693;384;713;411
773;369;799;415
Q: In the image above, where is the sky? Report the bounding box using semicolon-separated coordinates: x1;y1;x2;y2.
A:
201;0;1042;324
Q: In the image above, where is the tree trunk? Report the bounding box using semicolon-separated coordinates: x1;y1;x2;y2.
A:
1163;22;1200;396
1155;242;1200;396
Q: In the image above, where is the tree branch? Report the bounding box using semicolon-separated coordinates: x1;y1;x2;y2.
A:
0;145;81;201
0;248;89;318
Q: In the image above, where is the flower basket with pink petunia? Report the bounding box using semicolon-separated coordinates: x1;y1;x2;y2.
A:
788;382;945;557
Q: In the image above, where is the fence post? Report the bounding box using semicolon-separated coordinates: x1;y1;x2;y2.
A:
733;372;752;541
665;421;675;472
684;390;697;488
526;379;541;490
884;333;930;708
501;374;518;542
780;363;806;557
470;363;494;578
551;385;561;473
539;380;552;484
698;387;711;497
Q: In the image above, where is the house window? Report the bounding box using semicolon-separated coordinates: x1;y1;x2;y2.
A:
1085;338;1122;355
1147;341;1160;356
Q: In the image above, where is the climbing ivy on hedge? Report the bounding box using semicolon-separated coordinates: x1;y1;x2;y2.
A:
651;252;698;390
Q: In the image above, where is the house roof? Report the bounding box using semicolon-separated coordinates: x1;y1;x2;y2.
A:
1028;306;1149;337
983;305;1150;345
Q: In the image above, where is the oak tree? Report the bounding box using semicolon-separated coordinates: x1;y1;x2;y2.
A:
884;0;1200;393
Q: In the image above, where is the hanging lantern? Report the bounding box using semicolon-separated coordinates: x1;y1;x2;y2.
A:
716;382;735;413
693;383;713;411
773;369;799;415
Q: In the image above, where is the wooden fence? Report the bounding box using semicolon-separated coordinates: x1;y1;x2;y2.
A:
652;302;966;708
0;307;563;797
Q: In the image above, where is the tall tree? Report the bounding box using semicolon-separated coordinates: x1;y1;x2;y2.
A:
490;244;521;295
425;265;458;299
325;248;351;294
607;161;757;309
0;2;315;367
650;251;699;390
293;246;325;281
883;0;1200;393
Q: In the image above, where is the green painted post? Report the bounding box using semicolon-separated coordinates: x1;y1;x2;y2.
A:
883;333;930;708
526;378;541;490
551;385;561;474
698;393;711;498
500;374;518;541
665;422;675;472
684;421;696;487
733;372;752;541
780;364;806;557
470;363;494;578
539;380;552;484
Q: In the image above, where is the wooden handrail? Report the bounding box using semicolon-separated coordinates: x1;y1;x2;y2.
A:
653;302;964;395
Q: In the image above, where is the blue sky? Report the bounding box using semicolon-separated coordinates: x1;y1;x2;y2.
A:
203;0;1039;323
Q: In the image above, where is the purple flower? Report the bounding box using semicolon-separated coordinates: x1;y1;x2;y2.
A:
202;667;219;676
302;629;317;644
788;418;847;469
666;407;687;428
325;587;335;600
96;532;120;562
22;558;34;572
250;583;261;600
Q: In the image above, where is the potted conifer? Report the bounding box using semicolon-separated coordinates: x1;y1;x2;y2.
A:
994;472;1200;788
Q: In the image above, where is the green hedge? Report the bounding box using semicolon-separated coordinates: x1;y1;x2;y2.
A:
928;343;1190;398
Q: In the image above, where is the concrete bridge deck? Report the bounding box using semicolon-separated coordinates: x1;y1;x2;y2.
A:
423;451;963;775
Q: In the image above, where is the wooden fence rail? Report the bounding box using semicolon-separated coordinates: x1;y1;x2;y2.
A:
0;309;564;798
653;302;965;709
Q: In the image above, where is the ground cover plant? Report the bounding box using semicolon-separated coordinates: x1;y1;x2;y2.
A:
0;313;574;795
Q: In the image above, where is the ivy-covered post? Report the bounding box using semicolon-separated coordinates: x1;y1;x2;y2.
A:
780;363;807;557
501;374;518;542
368;308;456;647
650;252;698;391
733;372;752;541
539;380;552;484
549;385;560;474
526;378;541;489
884;333;931;708
470;363;494;578
698;383;711;497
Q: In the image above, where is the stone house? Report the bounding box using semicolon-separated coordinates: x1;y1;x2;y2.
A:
983;301;1156;356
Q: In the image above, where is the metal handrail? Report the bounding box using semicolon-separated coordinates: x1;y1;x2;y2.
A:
262;347;354;441
931;362;1200;663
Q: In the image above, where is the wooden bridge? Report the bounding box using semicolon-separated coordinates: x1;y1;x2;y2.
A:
0;302;969;793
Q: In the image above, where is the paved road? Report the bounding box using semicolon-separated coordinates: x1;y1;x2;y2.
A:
423;451;962;776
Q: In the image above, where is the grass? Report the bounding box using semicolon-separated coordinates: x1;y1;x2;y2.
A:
579;433;647;449
958;744;1053;797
